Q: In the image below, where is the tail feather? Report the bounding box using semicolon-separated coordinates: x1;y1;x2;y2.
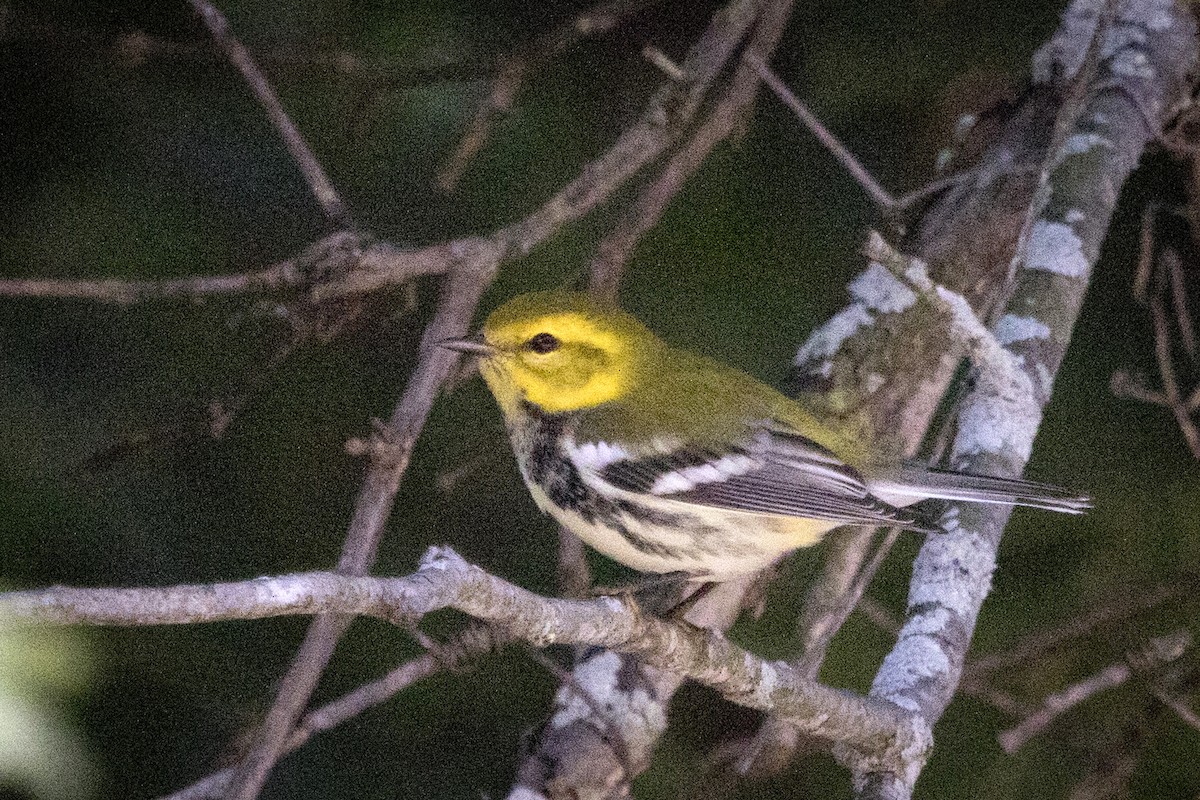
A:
867;464;1091;514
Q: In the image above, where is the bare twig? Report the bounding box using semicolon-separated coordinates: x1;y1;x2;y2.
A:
557;528;592;598
969;582;1188;675
998;630;1193;754
1111;370;1169;406
1152;295;1200;456
157;624;505;800
998;663;1132;754
0;232;447;304
743;52;896;211
1134;202;1156;305
1165;249;1197;361
590;1;793;299
187;0;351;227
1121;203;1200;454
437;0;662;190
0;21;495;85
0;269;295;303
642;44;686;80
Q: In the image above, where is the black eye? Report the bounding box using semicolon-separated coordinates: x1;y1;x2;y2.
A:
526;332;560;354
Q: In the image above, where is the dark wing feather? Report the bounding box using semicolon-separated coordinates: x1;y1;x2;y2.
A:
598;423;940;533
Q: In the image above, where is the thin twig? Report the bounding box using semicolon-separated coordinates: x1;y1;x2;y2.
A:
1110;370;1169;406
998;662;1132;754
187;0;351;227
1152;296;1200;457
998;629;1194;754
557;527;592;598
969;582;1187;675
1165;249;1198;361
157;624;505;800
0;270;290;303
0;233;453;304
0;21;495;85
743;52;896;211
589;3;792;298
437;0;662;191
642;45;686;80
1134;201;1156;305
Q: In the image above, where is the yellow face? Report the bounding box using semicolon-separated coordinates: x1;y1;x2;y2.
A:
477;292;652;416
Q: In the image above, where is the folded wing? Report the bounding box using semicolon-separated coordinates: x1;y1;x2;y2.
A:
595;422;942;533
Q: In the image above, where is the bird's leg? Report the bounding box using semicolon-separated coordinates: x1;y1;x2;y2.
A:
591;571;710;617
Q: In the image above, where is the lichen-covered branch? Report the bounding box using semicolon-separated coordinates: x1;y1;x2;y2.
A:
859;2;1197;797
736;0;1198;788
0;547;930;778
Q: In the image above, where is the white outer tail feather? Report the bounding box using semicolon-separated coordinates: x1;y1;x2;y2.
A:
867;465;1092;514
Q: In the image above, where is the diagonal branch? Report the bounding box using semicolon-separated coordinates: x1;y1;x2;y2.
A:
438;0;663;191
159;624;506;800
861;2;1197;797
187;0;351;227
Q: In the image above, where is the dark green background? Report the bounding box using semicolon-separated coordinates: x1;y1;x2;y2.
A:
2;1;1197;798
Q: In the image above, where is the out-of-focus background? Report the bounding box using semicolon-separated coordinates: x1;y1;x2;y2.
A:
1;1;1197;798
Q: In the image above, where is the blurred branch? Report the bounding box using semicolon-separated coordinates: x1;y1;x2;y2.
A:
0;232;435;304
1113;209;1200;456
188;0;351;227
0;267;299;303
437;0;663;190
744;53;895;211
969;581;1189;676
589;15;794;300
1000;663;1136;754
0;20;493;84
159;624;506;800
0;546;932;778
998;629;1193;754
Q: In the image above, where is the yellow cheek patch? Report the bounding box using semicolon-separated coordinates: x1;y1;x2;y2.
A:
520;365;628;413
483;312;632;413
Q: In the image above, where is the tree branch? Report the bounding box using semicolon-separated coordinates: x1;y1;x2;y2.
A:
157;625;505;800
187;0;352;227
0;547;931;779
860;1;1198;796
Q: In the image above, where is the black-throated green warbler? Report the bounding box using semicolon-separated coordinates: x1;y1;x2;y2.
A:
442;291;1089;579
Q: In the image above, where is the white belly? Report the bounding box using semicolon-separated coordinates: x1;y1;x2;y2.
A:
527;482;837;579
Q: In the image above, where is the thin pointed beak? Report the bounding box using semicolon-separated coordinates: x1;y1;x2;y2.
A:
437;334;495;356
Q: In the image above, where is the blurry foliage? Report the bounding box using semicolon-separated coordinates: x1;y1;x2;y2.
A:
0;0;1197;798
0;612;97;800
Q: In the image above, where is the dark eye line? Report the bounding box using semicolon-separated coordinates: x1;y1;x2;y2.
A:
525;332;560;354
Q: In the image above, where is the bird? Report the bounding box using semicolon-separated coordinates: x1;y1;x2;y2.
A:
440;290;1090;581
